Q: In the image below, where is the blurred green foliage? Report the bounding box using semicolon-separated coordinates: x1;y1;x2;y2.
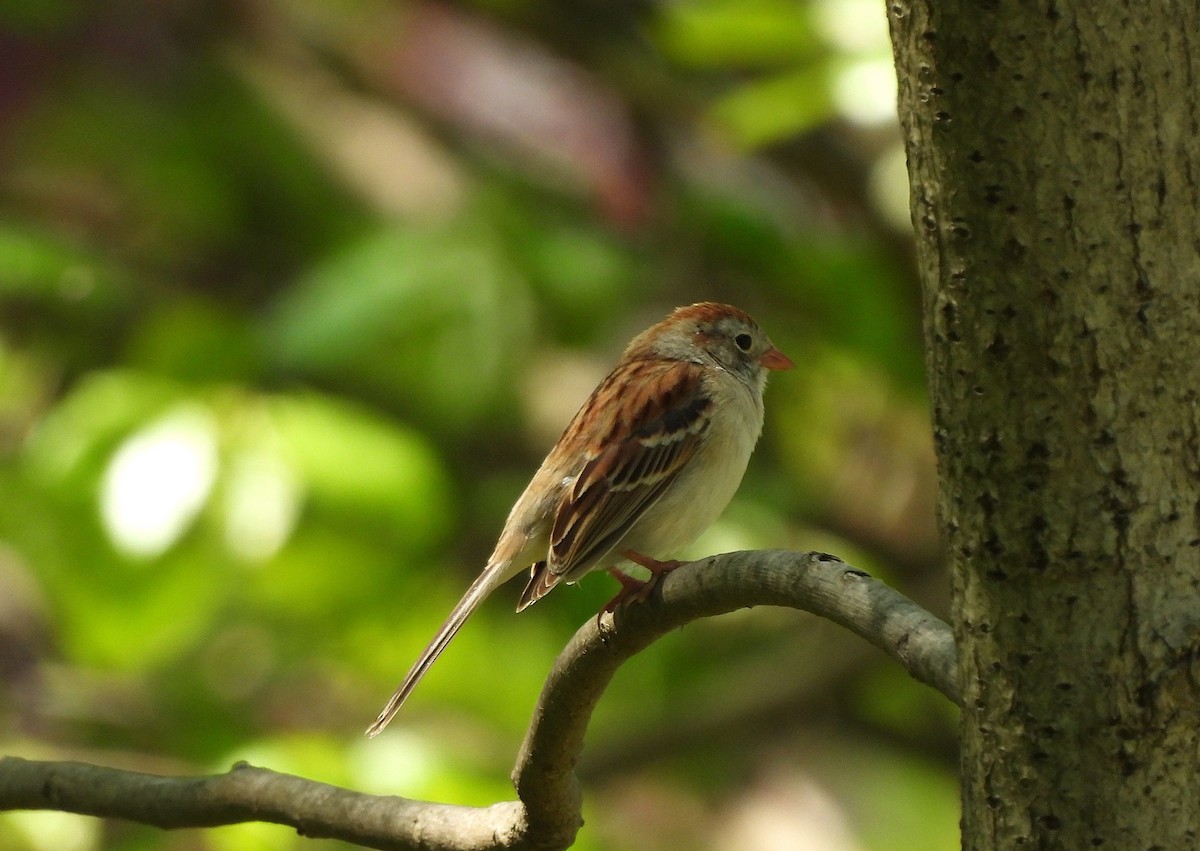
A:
0;0;954;849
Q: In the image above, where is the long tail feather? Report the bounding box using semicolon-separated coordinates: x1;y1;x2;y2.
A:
366;563;509;737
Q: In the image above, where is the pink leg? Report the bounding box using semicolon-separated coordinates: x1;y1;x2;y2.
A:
621;550;686;576
598;551;687;615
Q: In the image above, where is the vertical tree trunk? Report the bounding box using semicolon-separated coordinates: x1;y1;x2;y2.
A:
887;2;1200;848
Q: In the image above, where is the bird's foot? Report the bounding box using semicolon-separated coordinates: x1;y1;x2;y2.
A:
597;551;686;617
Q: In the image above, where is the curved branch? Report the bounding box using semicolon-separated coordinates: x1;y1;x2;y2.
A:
0;550;956;851
513;549;958;832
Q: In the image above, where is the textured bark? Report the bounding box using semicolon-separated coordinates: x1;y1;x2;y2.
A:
887;1;1200;848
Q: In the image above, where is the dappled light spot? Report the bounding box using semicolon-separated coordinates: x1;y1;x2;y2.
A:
100;405;217;559
223;449;300;563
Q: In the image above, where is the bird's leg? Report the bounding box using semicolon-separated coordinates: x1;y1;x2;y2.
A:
599;550;687;615
622;549;687;576
600;567;647;614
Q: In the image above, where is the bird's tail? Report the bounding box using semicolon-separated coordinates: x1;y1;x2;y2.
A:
366;562;510;737
516;560;559;611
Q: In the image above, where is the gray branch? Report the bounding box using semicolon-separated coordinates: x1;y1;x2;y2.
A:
0;550;957;850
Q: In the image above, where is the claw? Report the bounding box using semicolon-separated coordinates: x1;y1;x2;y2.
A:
595;551;687;620
600;567;650;614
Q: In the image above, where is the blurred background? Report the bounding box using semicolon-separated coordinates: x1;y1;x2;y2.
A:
0;0;956;848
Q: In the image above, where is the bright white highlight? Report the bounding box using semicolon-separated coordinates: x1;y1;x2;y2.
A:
832;58;898;126
6;810;98;851
223;449;300;562
812;0;890;54
813;0;897;127
100;405;218;558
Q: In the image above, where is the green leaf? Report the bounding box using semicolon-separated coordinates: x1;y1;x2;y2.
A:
269;392;453;552
657;0;822;68
268;221;534;430
709;65;834;149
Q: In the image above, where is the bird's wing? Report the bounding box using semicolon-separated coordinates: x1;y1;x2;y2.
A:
517;359;712;609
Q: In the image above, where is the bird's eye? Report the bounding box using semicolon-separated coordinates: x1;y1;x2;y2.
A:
734;333;753;351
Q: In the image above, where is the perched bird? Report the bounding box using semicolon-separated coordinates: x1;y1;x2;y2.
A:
367;302;793;736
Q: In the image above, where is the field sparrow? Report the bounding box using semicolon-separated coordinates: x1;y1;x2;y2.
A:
367;302;793;736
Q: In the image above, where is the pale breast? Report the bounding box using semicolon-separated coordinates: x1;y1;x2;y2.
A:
615;370;764;558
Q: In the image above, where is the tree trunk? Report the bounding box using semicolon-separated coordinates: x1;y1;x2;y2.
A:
887;2;1200;848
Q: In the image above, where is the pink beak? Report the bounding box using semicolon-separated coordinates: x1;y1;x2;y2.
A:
758;347;795;371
